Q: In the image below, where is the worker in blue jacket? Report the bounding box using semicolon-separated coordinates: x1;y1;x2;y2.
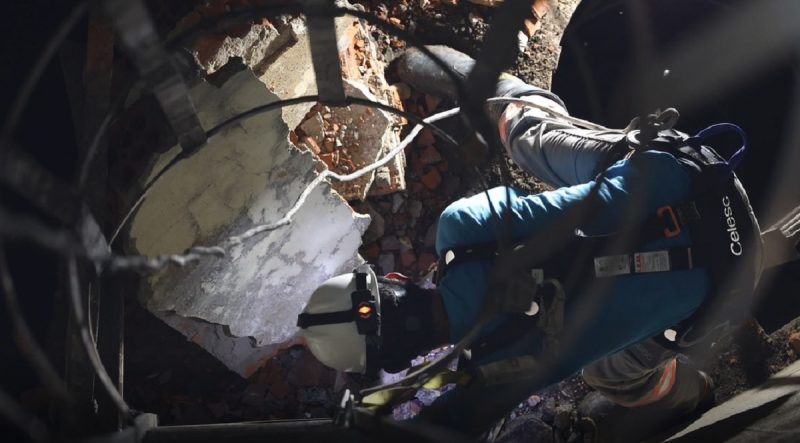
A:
296;46;761;441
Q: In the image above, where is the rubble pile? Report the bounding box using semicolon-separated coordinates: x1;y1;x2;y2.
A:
355;88;457;278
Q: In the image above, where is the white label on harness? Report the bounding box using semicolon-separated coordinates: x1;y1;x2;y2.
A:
633;251;671;273
594;254;631;277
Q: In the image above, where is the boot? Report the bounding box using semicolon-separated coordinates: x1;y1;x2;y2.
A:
394;45;565;120
578;367;715;443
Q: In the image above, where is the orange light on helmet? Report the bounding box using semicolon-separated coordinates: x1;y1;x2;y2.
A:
357;303;373;319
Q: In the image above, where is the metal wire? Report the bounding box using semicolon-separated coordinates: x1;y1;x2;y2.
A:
66;255;132;420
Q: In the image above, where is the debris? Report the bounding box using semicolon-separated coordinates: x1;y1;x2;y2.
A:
363;242;381;261
378;252;396;273
424;223;438;248
424;94;442;113
419;145;443;164
394;82;412;100
418;252;437;273
190;21;283;74
553;405;573;430
401;249;417;268
392;193;406;213
495;414;554;443
415;128;436;147
789;332;800;355
408;200;423;218
381;235;402;251
421;168;443;190
361;203;386;244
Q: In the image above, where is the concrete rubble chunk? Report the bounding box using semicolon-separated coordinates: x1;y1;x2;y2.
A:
193;21;282;74
128;68;370;376
292;13;407;199
298;80;401;201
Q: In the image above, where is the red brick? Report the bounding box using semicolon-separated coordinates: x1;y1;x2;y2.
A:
419;145;442;164
323;137;335;152
418;252;437;273
415;128;436;147
421;168;442;190
319;152;338;169
302;136;321;155
288;350;328;387
789;331;800;355
363;242;381;261
424;94;442;113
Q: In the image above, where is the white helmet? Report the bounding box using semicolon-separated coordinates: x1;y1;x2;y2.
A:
297;265;381;374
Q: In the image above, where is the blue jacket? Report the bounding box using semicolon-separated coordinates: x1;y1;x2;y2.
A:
427;150;711;430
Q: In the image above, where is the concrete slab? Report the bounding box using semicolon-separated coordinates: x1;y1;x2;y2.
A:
128;68;369;374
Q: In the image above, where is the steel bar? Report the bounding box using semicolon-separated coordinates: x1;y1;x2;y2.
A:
102;0;206;150
303;0;346;105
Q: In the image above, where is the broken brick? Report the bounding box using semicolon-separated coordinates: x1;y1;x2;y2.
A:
287;350;330;387
393;211;411;228
302;136;321;155
319;152;339;169
424;94;442;113
401;249;417;269
363;242;381;261
421;168;443;190
419;145;443;164
789;332;800;355
378;253;396;273
415;128;436;147
394;83;412;100
323;137;336;152
381;236;402;251
418;252;437;273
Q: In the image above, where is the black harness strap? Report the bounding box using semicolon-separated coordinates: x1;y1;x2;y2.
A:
297;310;354;328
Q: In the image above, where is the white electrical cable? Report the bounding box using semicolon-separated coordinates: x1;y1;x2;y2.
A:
106;107;462;271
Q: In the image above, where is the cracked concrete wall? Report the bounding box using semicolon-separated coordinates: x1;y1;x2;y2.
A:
128;68;369;376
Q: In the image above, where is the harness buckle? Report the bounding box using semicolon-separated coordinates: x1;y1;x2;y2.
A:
657;205;681;238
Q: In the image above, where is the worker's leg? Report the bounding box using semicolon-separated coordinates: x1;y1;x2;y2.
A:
581;339;711;411
498;95;629;188
395;44;631;189
579;339;714;442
